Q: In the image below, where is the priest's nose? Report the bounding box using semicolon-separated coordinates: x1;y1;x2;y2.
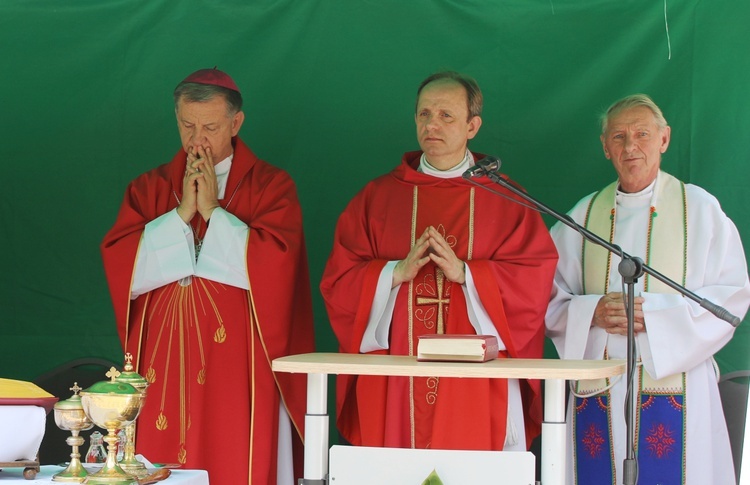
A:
190;128;208;146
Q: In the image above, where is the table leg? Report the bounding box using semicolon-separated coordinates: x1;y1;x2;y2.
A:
541;378;566;485
300;373;328;485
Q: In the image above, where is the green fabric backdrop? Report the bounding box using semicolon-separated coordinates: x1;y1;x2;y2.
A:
1;0;748;400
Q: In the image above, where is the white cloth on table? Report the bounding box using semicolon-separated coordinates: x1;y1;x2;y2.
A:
0;465;209;484
0;405;45;462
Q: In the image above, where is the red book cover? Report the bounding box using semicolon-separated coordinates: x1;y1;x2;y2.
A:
417;334;500;362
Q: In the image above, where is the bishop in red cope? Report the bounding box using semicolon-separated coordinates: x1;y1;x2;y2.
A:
101;68;315;484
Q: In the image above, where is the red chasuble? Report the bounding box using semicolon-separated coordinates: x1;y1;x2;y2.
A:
321;151;558;450
101;138;315;484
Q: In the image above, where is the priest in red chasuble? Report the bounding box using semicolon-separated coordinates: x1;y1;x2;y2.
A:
321;71;558;451
101;68;315;484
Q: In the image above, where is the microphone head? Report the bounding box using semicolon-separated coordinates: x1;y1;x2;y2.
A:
462;156;502;179
480;156;502;171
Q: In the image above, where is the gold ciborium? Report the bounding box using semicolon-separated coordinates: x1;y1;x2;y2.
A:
114;353;149;479
80;368;144;485
52;383;94;482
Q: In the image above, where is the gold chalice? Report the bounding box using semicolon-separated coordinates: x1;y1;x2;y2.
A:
114;353;149;479
80;368;145;485
53;383;94;482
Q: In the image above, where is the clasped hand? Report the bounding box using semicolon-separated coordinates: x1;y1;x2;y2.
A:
392;226;466;288
177;146;220;223
591;292;646;335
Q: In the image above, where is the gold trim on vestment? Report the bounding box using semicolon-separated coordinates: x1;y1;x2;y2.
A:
579;171;688;392
135;294;150;378
132;292;150;442
409;185;418;449
405;184;476;448
415;269;449;334
246;284;257;482
138;276;231;464
125;241;139;346
468;188;475;261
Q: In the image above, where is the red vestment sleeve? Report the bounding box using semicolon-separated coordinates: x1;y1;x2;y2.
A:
241;165;317;435
467;173;559;444
321;186;389;354
320;189;391;439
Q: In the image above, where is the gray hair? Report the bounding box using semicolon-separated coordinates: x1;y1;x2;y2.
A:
601;93;668;134
416;71;483;120
173;83;243;116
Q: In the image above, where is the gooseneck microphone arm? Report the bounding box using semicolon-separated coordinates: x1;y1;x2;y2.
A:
462;161;740;327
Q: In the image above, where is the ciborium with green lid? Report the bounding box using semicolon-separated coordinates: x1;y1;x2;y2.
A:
79;367;144;485
114;353;149;479
52;382;93;482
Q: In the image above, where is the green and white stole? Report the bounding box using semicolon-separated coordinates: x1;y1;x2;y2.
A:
573;171;688;485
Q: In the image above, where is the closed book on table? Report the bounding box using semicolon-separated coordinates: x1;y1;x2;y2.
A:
417;334;499;362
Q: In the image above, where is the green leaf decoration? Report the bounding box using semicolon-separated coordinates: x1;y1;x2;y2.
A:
421;468;444;485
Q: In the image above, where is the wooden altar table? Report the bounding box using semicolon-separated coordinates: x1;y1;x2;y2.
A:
273;352;625;485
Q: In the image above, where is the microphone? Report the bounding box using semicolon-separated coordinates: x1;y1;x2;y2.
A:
462;156;502;179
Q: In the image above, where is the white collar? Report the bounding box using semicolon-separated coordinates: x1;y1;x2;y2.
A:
418;149;473;179
214;154;233;176
616;172;659;208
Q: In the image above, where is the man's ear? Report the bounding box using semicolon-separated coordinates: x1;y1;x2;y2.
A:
231;111;245;136
600;134;610;159
660;125;671;154
467;116;482;140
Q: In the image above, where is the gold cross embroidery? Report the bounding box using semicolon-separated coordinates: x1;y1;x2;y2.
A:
416;268;451;334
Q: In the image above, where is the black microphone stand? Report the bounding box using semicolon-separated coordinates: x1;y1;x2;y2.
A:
618;256;642;485
465;163;741;485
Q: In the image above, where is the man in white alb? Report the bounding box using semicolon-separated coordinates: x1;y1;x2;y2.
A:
546;93;750;484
